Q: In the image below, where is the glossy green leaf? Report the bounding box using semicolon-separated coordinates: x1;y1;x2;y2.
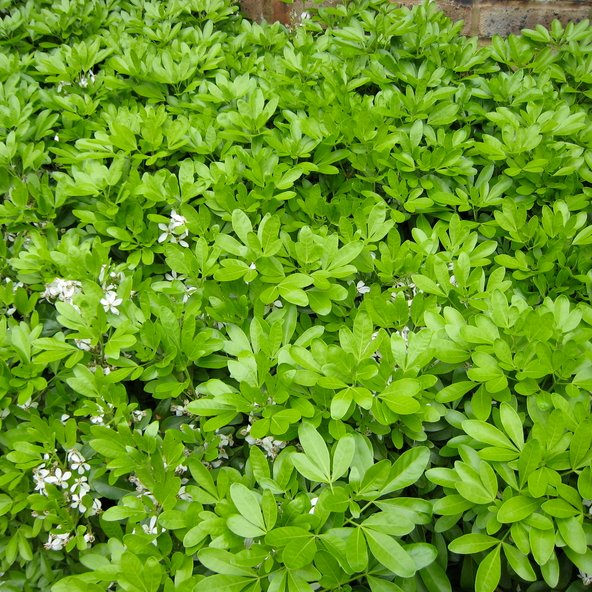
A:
475;546;501;592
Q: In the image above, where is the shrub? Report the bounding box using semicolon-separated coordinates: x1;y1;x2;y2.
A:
0;0;591;590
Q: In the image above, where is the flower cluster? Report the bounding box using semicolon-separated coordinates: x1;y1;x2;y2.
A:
163;270;198;303
79;70;96;89
158;210;189;247
448;262;457;287
210;431;234;468
356;280;371;295
129;474;157;505
42;278;82;305
397;325;411;345
44;531;94;551
579;570;592;586
98;265;125;315
32;449;100;517
44;532;71;551
170;400;191;416
243;425;287;460
391;278;421;306
100;290;123;314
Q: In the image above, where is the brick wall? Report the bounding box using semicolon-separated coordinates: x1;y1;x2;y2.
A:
238;0;592;37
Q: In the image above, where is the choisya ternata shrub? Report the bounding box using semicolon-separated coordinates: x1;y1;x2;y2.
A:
0;0;592;590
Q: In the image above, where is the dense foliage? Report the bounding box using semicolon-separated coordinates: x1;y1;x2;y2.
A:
1;0;592;590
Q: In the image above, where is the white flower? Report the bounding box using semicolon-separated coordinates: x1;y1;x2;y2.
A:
259;436;286;459
45;468;72;488
142;516;159;536
67;449;90;474
70;475;90;495
243;426;285;459
44;532;71;551
90;498;102;515
450;275;457;287
309;497;318;514
132;409;147;422
165;270;186;282
579;570;592;586
249;262;256;270
70;492;88;513
74;338;92;351
397;326;411;345
217;433;233;448
158;211;189;247
182;285;198;304
170;210;187;228
356;281;370;295
170;404;187;417
43;278;82;303
32;465;51;495
17;398;38;410
54;134;59;142
100;290;122;314
157;223;171;243
61;414;70;422
84;532;95;544
79;75;88;88
90;414;104;425
178;486;193;501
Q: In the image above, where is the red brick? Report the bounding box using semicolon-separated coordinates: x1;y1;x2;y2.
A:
478;4;592;37
238;0;264;21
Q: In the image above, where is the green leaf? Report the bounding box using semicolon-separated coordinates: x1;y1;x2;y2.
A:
291;452;328;483
570;421;592;469
382;447;430;494
449;534;500;554
462;419;516;450
265;527;311;547
232;209;253;244
198;575;253;592
367;577;404;592
419;562;452;592
436;381;475;404
529;527;555;566
345;527;368;572
578;467;592;499
556;517;587;554
226;515;266;538
364;529;416;578
475;546;501;592
541;498;579;518
283;535;317;569
331;434;355;482
540;551;560;588
198;548;254;576
497;496;539;523
499;403;524;450
297;422;330;480
502;543;536;582
230;483;265;531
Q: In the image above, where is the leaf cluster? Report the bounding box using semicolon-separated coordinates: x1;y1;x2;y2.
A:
0;0;591;591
